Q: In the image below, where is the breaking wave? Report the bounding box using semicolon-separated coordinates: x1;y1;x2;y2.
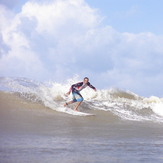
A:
0;77;163;122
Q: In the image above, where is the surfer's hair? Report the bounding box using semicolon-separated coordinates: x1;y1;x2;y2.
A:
84;77;89;80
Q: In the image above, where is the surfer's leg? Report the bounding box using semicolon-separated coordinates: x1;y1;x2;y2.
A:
64;101;73;107
64;92;76;107
74;101;82;111
64;92;83;110
74;93;83;111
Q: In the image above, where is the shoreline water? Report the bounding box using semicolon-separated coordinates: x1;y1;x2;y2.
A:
0;91;163;163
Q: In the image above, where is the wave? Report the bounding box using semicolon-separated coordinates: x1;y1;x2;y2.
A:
0;77;163;122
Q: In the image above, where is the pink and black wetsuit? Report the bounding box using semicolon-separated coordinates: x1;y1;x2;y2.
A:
69;82;96;102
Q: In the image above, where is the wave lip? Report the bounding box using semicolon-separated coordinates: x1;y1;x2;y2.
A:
0;77;163;122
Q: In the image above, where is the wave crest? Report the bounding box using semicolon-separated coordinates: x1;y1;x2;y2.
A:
0;77;163;122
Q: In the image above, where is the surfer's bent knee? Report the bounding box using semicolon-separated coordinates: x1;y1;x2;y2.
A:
78;97;83;102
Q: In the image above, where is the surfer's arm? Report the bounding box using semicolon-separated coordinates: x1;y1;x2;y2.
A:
88;82;96;91
66;83;79;94
66;86;72;95
66;82;83;95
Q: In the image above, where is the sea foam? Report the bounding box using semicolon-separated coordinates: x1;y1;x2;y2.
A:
0;77;163;122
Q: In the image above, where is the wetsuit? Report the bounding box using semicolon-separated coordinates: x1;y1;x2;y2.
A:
69;82;96;102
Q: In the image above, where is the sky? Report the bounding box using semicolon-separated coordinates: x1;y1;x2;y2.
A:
0;0;163;97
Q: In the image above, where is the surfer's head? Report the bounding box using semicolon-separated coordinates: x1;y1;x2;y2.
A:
84;77;89;84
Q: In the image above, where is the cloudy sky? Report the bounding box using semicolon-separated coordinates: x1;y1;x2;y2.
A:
0;0;163;97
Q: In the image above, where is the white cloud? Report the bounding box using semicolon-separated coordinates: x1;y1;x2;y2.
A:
21;0;100;34
0;0;163;96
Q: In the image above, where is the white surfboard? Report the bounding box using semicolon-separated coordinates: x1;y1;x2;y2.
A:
59;107;95;116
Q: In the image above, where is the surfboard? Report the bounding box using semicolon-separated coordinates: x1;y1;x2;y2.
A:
59;107;95;116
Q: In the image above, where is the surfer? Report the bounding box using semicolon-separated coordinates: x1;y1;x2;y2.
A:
64;77;96;111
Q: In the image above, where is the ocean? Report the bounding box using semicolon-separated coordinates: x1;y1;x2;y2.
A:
0;77;163;163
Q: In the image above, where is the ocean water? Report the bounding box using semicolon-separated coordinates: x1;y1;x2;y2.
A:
0;77;163;163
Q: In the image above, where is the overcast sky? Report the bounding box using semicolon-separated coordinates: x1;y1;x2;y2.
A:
0;0;163;97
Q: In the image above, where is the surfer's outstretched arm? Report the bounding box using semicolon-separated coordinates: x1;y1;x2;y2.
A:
65;86;72;96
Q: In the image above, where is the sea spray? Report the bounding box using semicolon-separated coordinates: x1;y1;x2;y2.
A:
0;77;163;122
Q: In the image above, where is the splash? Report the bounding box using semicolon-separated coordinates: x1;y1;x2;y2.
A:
0;77;163;122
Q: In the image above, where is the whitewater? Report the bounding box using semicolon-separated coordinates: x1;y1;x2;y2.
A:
0;77;163;163
0;77;163;122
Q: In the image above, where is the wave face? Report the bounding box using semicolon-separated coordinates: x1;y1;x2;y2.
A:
0;77;163;122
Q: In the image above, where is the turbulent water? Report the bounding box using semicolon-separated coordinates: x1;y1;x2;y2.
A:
0;77;163;122
0;77;163;163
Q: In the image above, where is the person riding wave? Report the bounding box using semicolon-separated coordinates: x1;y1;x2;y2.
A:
64;77;96;111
